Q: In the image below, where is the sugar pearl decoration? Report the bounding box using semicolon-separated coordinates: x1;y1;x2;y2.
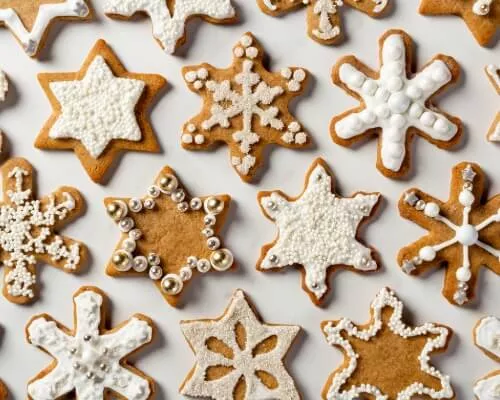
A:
210;249;234;271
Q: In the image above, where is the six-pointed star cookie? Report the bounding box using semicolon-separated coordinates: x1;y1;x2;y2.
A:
0;0;91;57
331;29;462;179
181;32;310;182
257;158;381;305
486;65;500;141
105;164;235;307
35;39;166;184
0;158;87;305
419;0;499;47
321;287;454;400
398;162;500;306
474;316;500;399
104;0;237;54
180;289;301;400
26;286;155;400
257;0;390;45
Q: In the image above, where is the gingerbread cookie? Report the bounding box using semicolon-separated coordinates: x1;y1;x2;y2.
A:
0;380;6;400
0;0;92;57
419;0;499;47
180;289;301;399
398;162;500;306
257;0;390;45
486;65;500;141
331;29;462;179
26;286;155;399
474;316;500;399
35;39;166;184
104;0;237;54
257;158;381;305
105;164;234;307
0;158;87;304
321;287;454;399
181;32;310;182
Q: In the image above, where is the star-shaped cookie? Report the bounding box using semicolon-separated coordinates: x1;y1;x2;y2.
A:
35;39;166;184
181;32;310;182
474;316;500;399
322;287;454;399
0;0;92;57
0;158;87;304
105;164;235;307
257;158;381;305
180;289;301;400
486;65;500;141
419;0;499;47
398;162;500;306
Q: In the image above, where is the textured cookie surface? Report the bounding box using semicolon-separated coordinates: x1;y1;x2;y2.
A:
486;65;500;141
0;379;6;399
474;316;500;399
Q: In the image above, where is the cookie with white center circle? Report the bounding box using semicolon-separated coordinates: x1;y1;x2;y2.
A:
35;39;166;184
180;289;301;399
331;29;462;179
486;65;500;141
104;0;237;54
105;164;235;307
0;0;92;57
398;162;500;306
26;286;155;400
257;0;391;45
321;287;454;399
474;316;500;399
0;157;87;305
181;32;310;182
257;158;381;306
419;0;499;47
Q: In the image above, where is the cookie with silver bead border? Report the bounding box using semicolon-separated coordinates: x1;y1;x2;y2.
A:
104;164;235;307
398;162;500;306
25;286;155;399
473;316;500;399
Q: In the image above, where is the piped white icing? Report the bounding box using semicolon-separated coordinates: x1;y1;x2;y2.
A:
486;65;500;141
474;316;500;400
49;55;145;159
103;0;235;54
27;289;153;400
0;69;7;102
474;375;500;400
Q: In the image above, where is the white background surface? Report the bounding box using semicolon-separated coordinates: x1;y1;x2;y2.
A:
0;0;498;398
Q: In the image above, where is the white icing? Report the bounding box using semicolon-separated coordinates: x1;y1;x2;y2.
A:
259;162;379;300
49;56;145;159
180;290;300;399
0;69;7;102
486;65;500;141
0;0;89;56
476;317;500;359
1;164;81;299
103;0;235;54
335;33;458;172
323;287;453;400
475;375;500;400
27;289;153;400
473;0;493;15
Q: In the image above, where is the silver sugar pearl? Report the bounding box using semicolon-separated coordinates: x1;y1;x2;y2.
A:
172;189;186;203
197;259;211;273
122;238;136;252
128;198;143;213
190;197;202;210
69;347;77;354
133;256;149;272
210;249;234;272
149;265;163;280
148;185;161;198
202;227;214;237
106;200;127;221
269;254;279;264
207;237;221;250
179;266;193;281
86;372;94;380
73;361;80;370
100;363;108;371
129;229;142;241
177;202;189;212
143;198;155;209
266;200;277;211
158;174;178;194
148;253;161;266
119;217;134;233
83;335;92;342
415;200;426;211
112;250;132;272
204;214;216;226
187;256;198;267
204;197;224;215
161;274;183;295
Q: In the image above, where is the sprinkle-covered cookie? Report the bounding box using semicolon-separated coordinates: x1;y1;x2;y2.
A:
322;287;454;399
331;29;462;179
0;158;87;304
257;158;381;305
257;0;390;45
26;286;155;399
0;0;92;57
180;289;301;399
419;0;499;47
105;164;234;307
474;316;500;399
35;39;166;184
486;65;500;141
181;32;310;182
104;0;237;54
398;162;500;306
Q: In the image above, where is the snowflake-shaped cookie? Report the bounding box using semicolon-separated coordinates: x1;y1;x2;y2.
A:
180;289;301;399
486;65;500;141
322;287;454;400
257;0;390;45
258;158;381;305
0;158;87;304
0;0;91;57
181;32;310;182
419;0;499;46
331;29;462;178
398;162;500;306
474;316;500;399
105;164;235;307
35;39;166;184
104;0;236;54
26;287;155;399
